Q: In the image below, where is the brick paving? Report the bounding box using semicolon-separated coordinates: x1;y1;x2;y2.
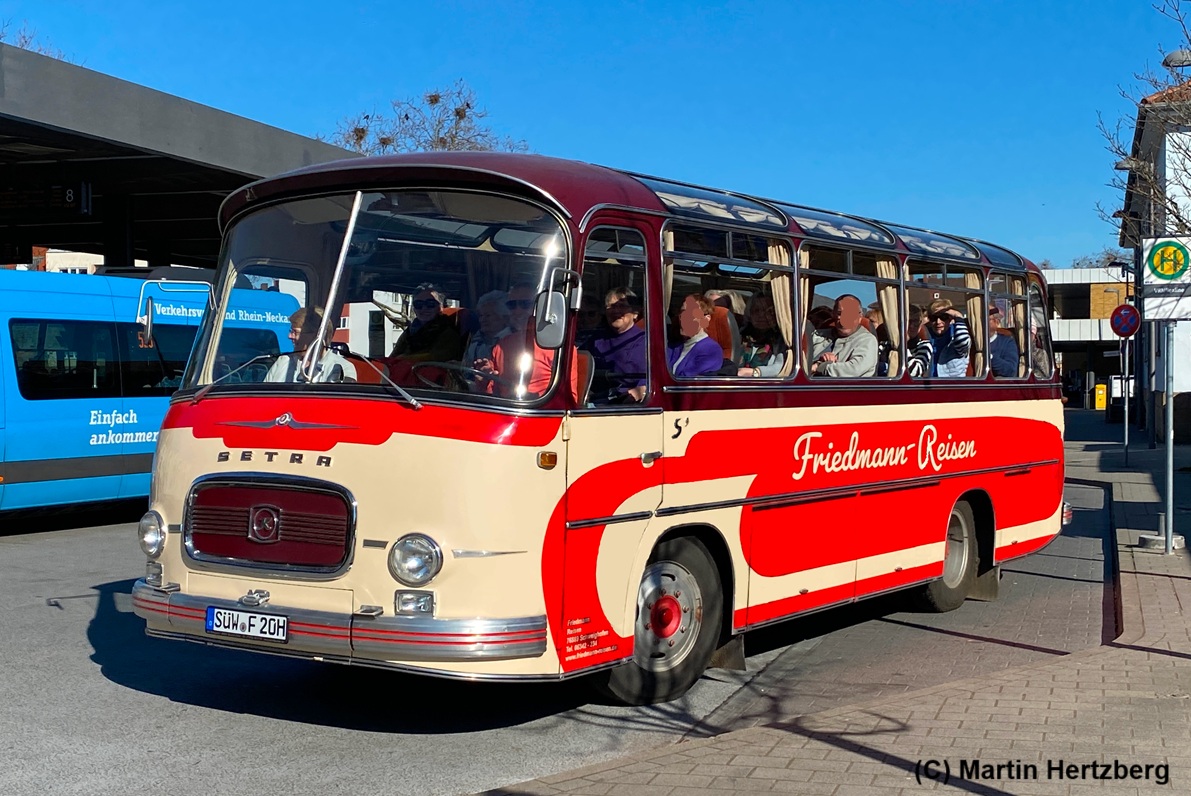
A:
485;410;1191;795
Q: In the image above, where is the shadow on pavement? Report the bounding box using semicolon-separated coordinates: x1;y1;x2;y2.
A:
0;499;145;537
86;578;593;734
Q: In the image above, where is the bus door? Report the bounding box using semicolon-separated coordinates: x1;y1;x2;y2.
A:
558;223;662;671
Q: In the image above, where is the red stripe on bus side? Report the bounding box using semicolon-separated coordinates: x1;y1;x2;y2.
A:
995;533;1057;563
854;562;943;599
546;415;1063;673
163;397;563;450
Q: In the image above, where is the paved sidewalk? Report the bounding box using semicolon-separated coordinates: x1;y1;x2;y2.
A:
486;410;1191;795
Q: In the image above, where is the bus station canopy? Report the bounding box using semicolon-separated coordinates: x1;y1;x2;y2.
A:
0;43;356;268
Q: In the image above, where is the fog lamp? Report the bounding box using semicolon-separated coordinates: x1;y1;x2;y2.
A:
388;534;443;586
145;561;163;587
395;590;435;615
138;511;166;559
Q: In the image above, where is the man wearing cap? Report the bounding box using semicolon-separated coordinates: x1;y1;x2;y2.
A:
988;304;1020;378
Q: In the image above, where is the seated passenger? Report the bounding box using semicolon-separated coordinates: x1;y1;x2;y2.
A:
926;298;971;378
586;286;647;402
808;294;877;377
737;294;788;378
667;294;724;378
905;304;934;378
475;283;578;400
389;283;466;364
265;308;357;383
461;290;511;389
988;304;1020;378
705;288;746;328
866;307;892;376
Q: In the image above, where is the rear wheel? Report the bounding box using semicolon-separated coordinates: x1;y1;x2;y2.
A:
597;537;723;705
918;500;978;612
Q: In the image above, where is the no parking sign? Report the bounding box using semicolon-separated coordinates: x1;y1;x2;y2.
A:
1110;304;1140;338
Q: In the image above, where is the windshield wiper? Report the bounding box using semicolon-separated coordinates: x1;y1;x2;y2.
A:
191;354;277;404
344;350;423;410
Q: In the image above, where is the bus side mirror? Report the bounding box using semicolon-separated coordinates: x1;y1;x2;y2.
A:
534;291;567;349
141;296;155;348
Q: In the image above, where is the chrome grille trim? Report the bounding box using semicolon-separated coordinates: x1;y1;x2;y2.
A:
183;472;358;578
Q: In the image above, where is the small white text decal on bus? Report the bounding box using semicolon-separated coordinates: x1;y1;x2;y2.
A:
87;408;159;445
791;424;977;481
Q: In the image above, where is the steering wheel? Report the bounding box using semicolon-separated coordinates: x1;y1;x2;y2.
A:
410;361;498;390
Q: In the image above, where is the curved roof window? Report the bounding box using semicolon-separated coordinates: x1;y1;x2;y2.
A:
965;239;1024;269
634;176;787;230
883;224;980;260
777;204;896;247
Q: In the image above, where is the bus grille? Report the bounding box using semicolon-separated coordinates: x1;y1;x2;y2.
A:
185;481;352;571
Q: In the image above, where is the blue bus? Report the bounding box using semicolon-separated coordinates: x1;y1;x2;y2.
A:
0;269;297;511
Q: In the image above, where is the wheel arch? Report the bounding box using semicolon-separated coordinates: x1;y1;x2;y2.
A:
959;488;996;575
647;523;735;645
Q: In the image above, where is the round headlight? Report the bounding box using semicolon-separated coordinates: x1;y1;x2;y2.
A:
138;511;166;559
388;534;443;586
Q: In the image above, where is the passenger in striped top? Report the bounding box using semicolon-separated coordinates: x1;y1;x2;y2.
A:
906;304;934;378
926;298;970;378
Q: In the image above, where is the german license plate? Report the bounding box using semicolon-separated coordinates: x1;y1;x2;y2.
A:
205;606;288;642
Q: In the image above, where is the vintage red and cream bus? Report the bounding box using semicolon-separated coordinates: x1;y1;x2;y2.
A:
131;152;1063;705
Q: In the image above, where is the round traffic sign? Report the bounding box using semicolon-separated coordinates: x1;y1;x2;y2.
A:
1110;303;1141;338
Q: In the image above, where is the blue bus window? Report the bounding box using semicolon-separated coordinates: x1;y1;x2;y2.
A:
10;319;120;400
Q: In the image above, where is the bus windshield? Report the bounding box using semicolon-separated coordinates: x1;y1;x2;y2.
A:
184;189;568;402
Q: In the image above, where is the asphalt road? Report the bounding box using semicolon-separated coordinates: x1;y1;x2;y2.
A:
0;482;1107;796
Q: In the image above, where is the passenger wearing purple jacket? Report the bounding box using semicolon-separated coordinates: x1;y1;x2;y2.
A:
667;294;725;378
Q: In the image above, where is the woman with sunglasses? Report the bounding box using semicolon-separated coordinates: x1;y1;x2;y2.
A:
388;283;466;365
925;298;971;378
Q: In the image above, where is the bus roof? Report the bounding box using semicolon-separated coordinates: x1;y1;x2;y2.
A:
219;152;1034;273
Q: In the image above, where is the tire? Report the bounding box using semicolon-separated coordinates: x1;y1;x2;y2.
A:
917;500;978;612
596;537;724;705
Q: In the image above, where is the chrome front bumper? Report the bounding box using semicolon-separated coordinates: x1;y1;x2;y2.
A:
131;579;548;662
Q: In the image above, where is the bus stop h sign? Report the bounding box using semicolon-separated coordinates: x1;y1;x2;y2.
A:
1142;237;1191;320
1111;303;1141;337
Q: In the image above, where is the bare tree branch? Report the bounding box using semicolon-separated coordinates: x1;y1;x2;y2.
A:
326;79;528;155
0;19;72;62
1102;1;1191;243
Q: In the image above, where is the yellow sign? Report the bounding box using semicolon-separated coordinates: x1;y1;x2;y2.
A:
1148;240;1191;281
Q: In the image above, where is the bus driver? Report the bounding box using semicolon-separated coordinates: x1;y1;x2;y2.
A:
265;307;357;383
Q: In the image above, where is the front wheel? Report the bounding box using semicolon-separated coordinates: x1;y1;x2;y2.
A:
917;499;978;612
596;537;723;705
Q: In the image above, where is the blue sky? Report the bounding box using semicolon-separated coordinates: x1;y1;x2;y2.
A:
6;1;1181;267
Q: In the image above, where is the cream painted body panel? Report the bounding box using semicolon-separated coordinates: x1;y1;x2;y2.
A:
150;420;570;677
146;396;1063;678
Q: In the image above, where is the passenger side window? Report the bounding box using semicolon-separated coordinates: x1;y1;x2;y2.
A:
580;227;650;406
663;225;795;380
906;261;983;379
10;319;119;400
801;246;899;379
1028;280;1054;379
988;271;1027;378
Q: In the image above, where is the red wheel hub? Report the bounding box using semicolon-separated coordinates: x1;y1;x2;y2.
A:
649;595;682;638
